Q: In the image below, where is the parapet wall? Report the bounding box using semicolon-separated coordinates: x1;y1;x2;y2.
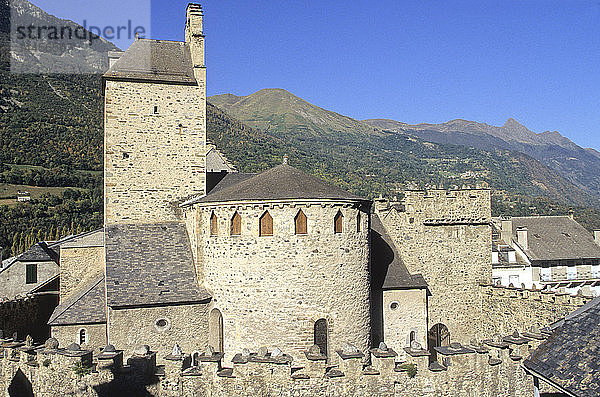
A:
480;283;592;335
0;334;541;397
0;294;57;344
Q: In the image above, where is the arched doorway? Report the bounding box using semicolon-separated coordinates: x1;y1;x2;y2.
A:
209;309;224;353
314;318;328;356
428;323;449;363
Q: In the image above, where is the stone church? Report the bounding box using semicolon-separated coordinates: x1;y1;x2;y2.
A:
47;3;568;371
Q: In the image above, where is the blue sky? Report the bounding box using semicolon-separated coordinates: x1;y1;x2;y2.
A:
29;0;600;149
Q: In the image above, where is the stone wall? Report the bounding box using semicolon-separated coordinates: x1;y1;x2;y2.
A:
382;289;427;354
0;259;58;299
104;79;206;224
59;247;104;300
107;303;209;363
51;324;107;354
0;294;58;343
481;284;592;335
375;190;492;344
189;200;371;364
0;335;542;397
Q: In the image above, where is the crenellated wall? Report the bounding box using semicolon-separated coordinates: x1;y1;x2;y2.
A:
0;335;543;397
480;283;593;335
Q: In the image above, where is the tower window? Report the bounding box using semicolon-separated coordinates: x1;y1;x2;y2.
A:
210;212;219;236
357;211;361;232
231;212;241;236
259;211;273;236
25;263;37;284
153;105;159;114
295;209;307;235
79;328;87;345
334;211;343;234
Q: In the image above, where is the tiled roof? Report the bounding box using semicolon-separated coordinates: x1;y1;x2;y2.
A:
105;223;211;308
371;214;428;290
523;296;600;396
103;39;196;84
48;276;106;325
190;164;366;204
511;216;600;261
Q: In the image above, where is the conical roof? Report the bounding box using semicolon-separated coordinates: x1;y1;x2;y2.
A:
195;164;366;203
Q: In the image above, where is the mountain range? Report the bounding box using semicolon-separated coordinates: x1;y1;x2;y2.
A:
364;117;600;199
2;0;600;256
209;89;599;209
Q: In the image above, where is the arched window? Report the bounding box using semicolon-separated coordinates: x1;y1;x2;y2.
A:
209;309;224;353
210;212;218;236
295;209;307;235
334;211;343;234
356;211;362;232
259;211;273;236
409;331;416;345
314;319;328;356
231;212;241;236
79;328;87;345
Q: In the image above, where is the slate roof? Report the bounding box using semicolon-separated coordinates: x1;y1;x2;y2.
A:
103;39;196;84
48;276;106;325
510;216;600;261
14;242;58;263
105;222;211;308
190;164;366;204
523;296;600;397
371;214;428;290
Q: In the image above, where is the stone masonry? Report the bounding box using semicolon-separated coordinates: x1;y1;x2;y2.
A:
186;201;371;365
375;190;492;344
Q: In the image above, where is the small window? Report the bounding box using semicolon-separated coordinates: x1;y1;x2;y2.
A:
122;152;129;159
259;211;273;236
154;317;171;332
153;105;159;114
210;212;218;236
25;263;37;284
409;331;416;344
295;209;307;235
356;212;361;232
231;212;241;236
390;301;399;310
79;328;87;345
334;211;343;234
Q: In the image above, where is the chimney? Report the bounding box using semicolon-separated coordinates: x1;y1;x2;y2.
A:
593;230;600;246
568;209;574;220
500;217;512;244
185;3;205;81
516;227;528;250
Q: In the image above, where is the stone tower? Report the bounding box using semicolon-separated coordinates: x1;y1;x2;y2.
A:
103;3;207;224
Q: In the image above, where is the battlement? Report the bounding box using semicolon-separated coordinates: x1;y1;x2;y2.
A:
375;189;491;223
480;283;592;336
0;334;541;396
